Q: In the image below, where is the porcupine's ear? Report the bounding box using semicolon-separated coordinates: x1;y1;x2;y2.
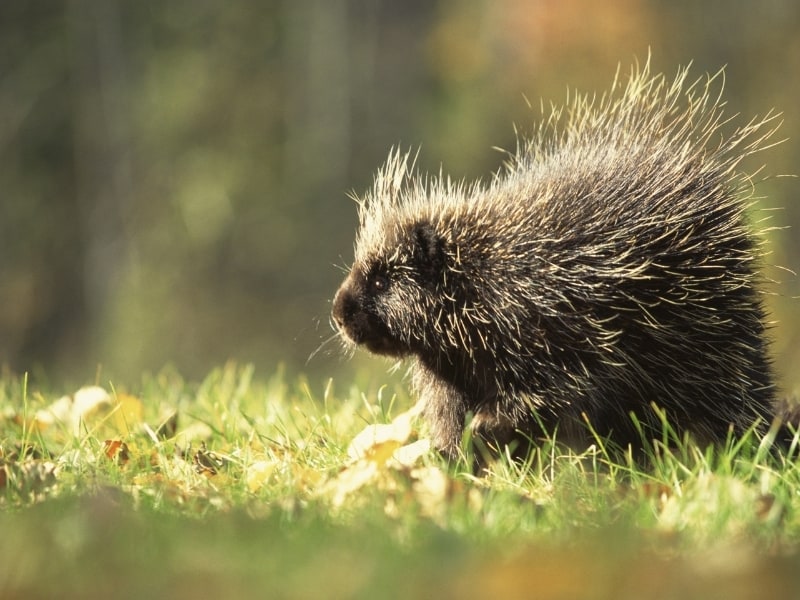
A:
412;222;447;281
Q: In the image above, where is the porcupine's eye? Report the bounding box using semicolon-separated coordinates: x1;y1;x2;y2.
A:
369;272;389;295
365;261;391;297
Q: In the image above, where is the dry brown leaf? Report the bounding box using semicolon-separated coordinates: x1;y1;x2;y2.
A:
154;412;179;439
103;439;132;464
0;458;58;498
192;443;228;476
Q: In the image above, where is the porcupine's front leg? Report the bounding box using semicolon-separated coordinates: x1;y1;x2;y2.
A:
412;363;467;461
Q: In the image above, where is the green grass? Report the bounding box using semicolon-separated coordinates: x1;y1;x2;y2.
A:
2;363;800;599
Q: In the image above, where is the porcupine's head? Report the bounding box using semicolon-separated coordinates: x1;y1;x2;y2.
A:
331;151;472;361
331;145;543;384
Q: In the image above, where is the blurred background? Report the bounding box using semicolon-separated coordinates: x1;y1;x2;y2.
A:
1;0;798;393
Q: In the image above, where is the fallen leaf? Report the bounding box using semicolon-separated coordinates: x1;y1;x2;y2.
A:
0;443;47;461
324;403;432;507
246;460;278;493
755;493;784;524
192;443;228;476
73;386;113;419
32;386;144;438
154;412;179;439
348;424;410;462
391;439;432;468
327;460;380;507
410;466;450;517
0;458;58;498
109;393;145;437
347;403;422;461
34;386;111;435
33;394;75;430
173;422;214;445
103;440;131;465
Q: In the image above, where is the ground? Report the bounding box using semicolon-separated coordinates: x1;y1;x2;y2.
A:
2;364;799;599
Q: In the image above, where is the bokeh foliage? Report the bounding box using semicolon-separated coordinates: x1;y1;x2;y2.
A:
1;0;798;388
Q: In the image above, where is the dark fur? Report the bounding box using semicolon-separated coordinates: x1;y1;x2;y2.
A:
332;64;786;460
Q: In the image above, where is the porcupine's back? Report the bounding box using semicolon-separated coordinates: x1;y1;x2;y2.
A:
336;64;782;456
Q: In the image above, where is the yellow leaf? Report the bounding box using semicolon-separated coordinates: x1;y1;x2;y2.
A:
327;460;379;507
367;439;405;465
246;460;277;493
391;439;432;467
348;424;409;461
411;466;449;514
346;402;422;462
108;393;144;436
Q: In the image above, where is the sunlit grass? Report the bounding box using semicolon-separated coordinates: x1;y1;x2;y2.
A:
2;363;800;599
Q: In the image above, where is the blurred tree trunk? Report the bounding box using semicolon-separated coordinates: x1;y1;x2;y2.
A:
0;4;86;373
68;0;135;335
282;0;351;205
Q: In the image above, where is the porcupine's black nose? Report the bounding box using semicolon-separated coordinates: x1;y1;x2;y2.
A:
331;286;349;331
332;274;400;355
332;273;362;337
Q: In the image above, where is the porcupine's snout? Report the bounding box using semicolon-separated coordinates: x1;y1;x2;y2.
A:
332;270;403;356
331;272;359;338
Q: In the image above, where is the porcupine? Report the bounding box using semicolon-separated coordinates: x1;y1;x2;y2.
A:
331;63;787;461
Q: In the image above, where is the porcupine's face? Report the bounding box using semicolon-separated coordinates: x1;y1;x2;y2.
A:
332;221;447;358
